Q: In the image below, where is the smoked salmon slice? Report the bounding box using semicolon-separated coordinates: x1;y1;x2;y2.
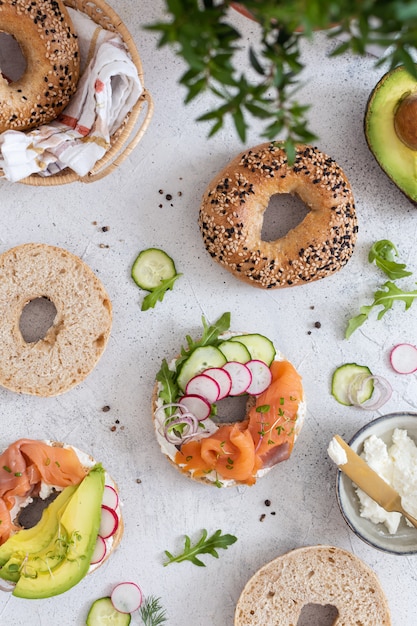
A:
175;360;303;485
0;439;88;544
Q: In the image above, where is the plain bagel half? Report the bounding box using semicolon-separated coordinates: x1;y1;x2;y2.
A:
234;545;391;625
0;243;112;396
199;142;358;288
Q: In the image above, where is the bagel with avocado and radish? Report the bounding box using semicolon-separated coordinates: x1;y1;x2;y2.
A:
0;439;122;598
153;312;305;487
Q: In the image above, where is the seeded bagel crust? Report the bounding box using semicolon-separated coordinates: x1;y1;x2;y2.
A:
0;0;80;132
199;143;358;288
234;545;391;626
0;243;112;396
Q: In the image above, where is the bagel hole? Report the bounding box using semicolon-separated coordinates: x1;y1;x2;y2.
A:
261;193;310;242
16;490;60;529
19;297;58;344
213;395;253;425
297;603;339;625
0;33;27;82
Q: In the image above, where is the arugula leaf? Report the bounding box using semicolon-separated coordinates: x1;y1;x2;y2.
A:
368;239;412;280
140;595;168;626
141;273;182;311
176;312;231;371
155;313;231;407
345;281;417;339
156;359;179;408
163;528;237;567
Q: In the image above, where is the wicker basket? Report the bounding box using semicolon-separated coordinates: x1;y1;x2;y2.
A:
15;0;153;185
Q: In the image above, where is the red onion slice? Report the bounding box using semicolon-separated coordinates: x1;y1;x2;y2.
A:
163;414;200;444
347;374;392;410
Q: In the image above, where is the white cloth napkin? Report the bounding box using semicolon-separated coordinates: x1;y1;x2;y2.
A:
0;8;142;181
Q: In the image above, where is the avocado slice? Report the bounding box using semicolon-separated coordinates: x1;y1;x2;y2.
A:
364;65;417;204
11;464;105;599
0;485;77;571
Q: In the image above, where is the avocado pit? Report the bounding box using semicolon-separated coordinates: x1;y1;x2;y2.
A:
394;91;417;150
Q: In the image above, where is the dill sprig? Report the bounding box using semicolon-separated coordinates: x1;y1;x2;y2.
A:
140;595;168;626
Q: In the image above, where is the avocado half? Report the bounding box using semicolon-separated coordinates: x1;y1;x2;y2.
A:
364;65;417;205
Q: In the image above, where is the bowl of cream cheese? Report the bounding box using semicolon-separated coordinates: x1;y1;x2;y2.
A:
335;412;417;554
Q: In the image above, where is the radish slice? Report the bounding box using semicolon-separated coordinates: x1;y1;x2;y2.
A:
245;360;272;395
222;361;252;395
102;484;119;511
185;374;221;403
99;505;119;539
179;394;211;420
390;343;417;374
202;367;232;399
348;374;393;410
111;581;143;614
90;535;107;564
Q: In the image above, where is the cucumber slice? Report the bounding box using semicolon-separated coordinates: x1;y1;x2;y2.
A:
331;363;374;406
177;346;227;391
218;340;251;363
230;334;276;366
131;248;176;291
86;597;131;626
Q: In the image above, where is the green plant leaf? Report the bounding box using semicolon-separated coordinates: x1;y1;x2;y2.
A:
141;273;182;311
345;281;417;339
368;239;412;280
163;528;237;566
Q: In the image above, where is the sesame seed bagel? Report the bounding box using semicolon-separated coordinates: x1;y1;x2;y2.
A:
0;0;80;132
234;545;391;626
0;243;112;396
199;143;358;289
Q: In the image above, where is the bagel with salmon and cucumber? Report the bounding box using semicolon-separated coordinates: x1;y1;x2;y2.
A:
0;439;122;598
153;312;305;487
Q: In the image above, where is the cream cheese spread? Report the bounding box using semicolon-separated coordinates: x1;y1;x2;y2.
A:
327;437;348;466
356;428;417;534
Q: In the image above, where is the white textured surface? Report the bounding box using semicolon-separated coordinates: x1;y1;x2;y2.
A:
1;2;417;625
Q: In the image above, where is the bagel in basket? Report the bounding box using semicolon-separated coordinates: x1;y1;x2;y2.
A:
0;243;112;396
234;545;391;625
153;312;305;487
199;142;357;288
0;438;122;598
0;0;80;132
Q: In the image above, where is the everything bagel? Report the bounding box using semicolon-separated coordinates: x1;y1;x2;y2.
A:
0;439;123;598
153;313;305;487
199;143;357;288
0;243;112;396
234;545;391;625
0;0;80;132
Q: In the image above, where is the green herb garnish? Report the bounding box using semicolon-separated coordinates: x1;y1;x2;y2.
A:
346;240;417;338
155;312;231;406
346;281;417;339
256;404;270;413
142;273;182;311
140;595;168;626
163;528;237;567
368;239;412;280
